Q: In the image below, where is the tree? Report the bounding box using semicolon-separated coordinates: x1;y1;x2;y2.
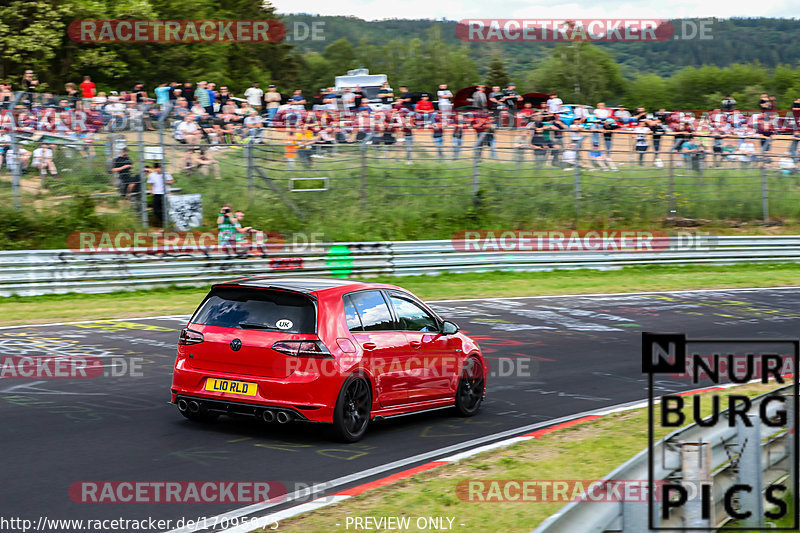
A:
485;55;509;88
528;42;626;104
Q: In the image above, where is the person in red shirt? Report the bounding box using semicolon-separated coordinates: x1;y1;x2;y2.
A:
414;93;435;125
80;76;96;99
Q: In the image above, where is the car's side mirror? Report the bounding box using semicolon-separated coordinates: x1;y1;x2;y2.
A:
441;321;459;335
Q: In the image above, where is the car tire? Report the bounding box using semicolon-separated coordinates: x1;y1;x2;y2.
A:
454;356;484;417
331;375;372;442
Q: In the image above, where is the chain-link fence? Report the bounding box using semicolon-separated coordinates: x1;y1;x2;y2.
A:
2;93;800;238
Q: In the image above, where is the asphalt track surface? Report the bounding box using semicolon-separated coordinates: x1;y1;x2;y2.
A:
2;287;799;533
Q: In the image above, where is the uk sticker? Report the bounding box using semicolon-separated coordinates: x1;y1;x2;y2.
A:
642;332;799;531
275;319;293;330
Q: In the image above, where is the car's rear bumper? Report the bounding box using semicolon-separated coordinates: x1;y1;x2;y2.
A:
170;363;338;423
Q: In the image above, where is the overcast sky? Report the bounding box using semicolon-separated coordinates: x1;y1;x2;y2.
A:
272;0;797;22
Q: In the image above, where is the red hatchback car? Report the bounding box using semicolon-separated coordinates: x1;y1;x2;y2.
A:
170;277;487;441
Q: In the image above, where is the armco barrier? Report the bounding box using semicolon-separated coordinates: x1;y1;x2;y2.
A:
1;235;800;296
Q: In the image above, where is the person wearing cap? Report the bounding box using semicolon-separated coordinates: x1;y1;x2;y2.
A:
264;84;281;125
502;83;522;118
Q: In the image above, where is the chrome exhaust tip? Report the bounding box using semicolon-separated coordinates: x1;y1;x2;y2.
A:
276;411;292;424
261;410;276;423
177;399;188;412
188;400;201;413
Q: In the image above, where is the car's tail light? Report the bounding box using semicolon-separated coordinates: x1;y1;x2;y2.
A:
272;340;332;358
178;328;204;345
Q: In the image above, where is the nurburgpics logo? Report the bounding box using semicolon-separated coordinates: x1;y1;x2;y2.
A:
642;333;799;530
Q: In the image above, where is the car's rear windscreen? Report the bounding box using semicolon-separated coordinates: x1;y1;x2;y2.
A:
191;287;316;334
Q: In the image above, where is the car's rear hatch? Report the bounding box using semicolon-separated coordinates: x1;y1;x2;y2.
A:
185;285;318;378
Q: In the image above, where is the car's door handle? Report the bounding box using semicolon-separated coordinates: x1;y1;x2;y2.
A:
362;342;377;350
409;341;422;349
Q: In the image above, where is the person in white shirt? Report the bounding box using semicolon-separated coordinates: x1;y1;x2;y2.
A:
146;162;174;228
594;102;610;120
175;114;201;145
243;109;263;140
547;92;563;115
32;143;58;178
437;84;453;116
243;82;264;112
736;139;756;165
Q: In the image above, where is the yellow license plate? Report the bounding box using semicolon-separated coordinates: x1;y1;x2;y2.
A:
204;378;258;396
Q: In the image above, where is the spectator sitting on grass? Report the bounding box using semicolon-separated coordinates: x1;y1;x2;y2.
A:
778;153;798;175
243;109;263;141
587;141;618;171
32;143;59;180
186;147;221;179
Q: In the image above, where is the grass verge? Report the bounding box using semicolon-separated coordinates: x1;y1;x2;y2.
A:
254;382;789;533
1;262;799;326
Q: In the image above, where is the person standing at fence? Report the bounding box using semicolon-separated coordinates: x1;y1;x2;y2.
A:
633;125;649;166
451;116;464;158
472;114;497;159
147;162;173;228
649;118;666;167
113;148;137;199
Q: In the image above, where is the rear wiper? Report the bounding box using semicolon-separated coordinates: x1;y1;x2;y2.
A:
238;321;277;330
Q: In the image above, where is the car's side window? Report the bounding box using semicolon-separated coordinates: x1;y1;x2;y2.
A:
348;291;394;331
389;294;439;332
343;295;363;332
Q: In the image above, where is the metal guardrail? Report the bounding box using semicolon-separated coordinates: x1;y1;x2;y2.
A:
1;235;800;296
532;384;796;532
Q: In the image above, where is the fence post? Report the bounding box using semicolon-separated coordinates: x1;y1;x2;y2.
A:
573;163;581;221
360;142;368;210
138;124;148;228
736;413;764;528
472;149;480;196
761;163;769;223
668;150;676;218
9;132;21;210
681;441;713;528
246;139;254;205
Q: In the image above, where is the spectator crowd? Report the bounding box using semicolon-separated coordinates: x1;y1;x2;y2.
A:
2;71;800;179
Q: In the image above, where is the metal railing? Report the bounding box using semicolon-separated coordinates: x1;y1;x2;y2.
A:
532;384;796;532
1;235;800;296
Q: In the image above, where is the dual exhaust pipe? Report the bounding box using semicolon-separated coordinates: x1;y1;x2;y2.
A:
262;409;293;424
176;399;204;414
177;398;293;423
